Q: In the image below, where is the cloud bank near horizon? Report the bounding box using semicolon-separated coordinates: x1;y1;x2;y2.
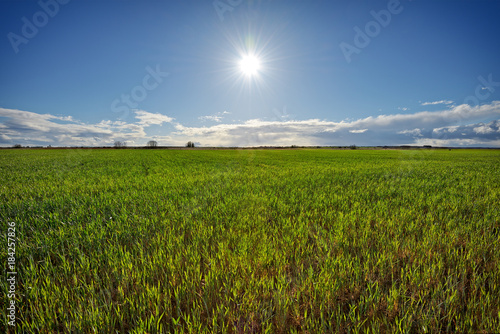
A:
1;102;500;147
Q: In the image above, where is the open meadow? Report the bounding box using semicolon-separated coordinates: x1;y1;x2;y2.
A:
1;148;499;333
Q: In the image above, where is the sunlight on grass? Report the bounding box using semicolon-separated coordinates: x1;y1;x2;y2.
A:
1;148;499;333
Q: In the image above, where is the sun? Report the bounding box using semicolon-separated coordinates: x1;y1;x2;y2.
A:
239;55;261;77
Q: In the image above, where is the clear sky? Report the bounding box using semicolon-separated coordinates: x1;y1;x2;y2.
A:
1;0;499;147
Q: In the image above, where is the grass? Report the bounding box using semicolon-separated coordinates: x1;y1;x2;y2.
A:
1;148;499;333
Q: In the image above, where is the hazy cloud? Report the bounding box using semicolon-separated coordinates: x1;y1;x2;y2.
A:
421;100;454;106
198;111;230;123
398;128;422;137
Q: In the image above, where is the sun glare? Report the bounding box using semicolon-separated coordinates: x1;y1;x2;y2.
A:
239;55;261;77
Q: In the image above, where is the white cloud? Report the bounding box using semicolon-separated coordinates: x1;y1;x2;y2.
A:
431;120;499;142
134;110;174;126
0;107;149;146
414;137;500;147
168;102;500;146
421;100;454;106
199;115;223;122
198;111;230;123
433;125;458;134
398;128;422;136
473;124;495;134
51;115;75;122
1;102;499;147
352;101;500;130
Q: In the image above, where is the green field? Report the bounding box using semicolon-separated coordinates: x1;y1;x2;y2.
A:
1;148;499;333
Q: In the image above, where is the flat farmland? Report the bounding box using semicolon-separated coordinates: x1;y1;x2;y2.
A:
1;148;499;333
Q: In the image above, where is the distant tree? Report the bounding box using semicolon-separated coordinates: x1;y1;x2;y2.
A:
13;144;22;148
186;141;195;148
350;145;357;150
114;141;126;148
147;140;158;148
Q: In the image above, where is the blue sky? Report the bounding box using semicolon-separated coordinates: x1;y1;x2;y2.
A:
1;0;499;147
